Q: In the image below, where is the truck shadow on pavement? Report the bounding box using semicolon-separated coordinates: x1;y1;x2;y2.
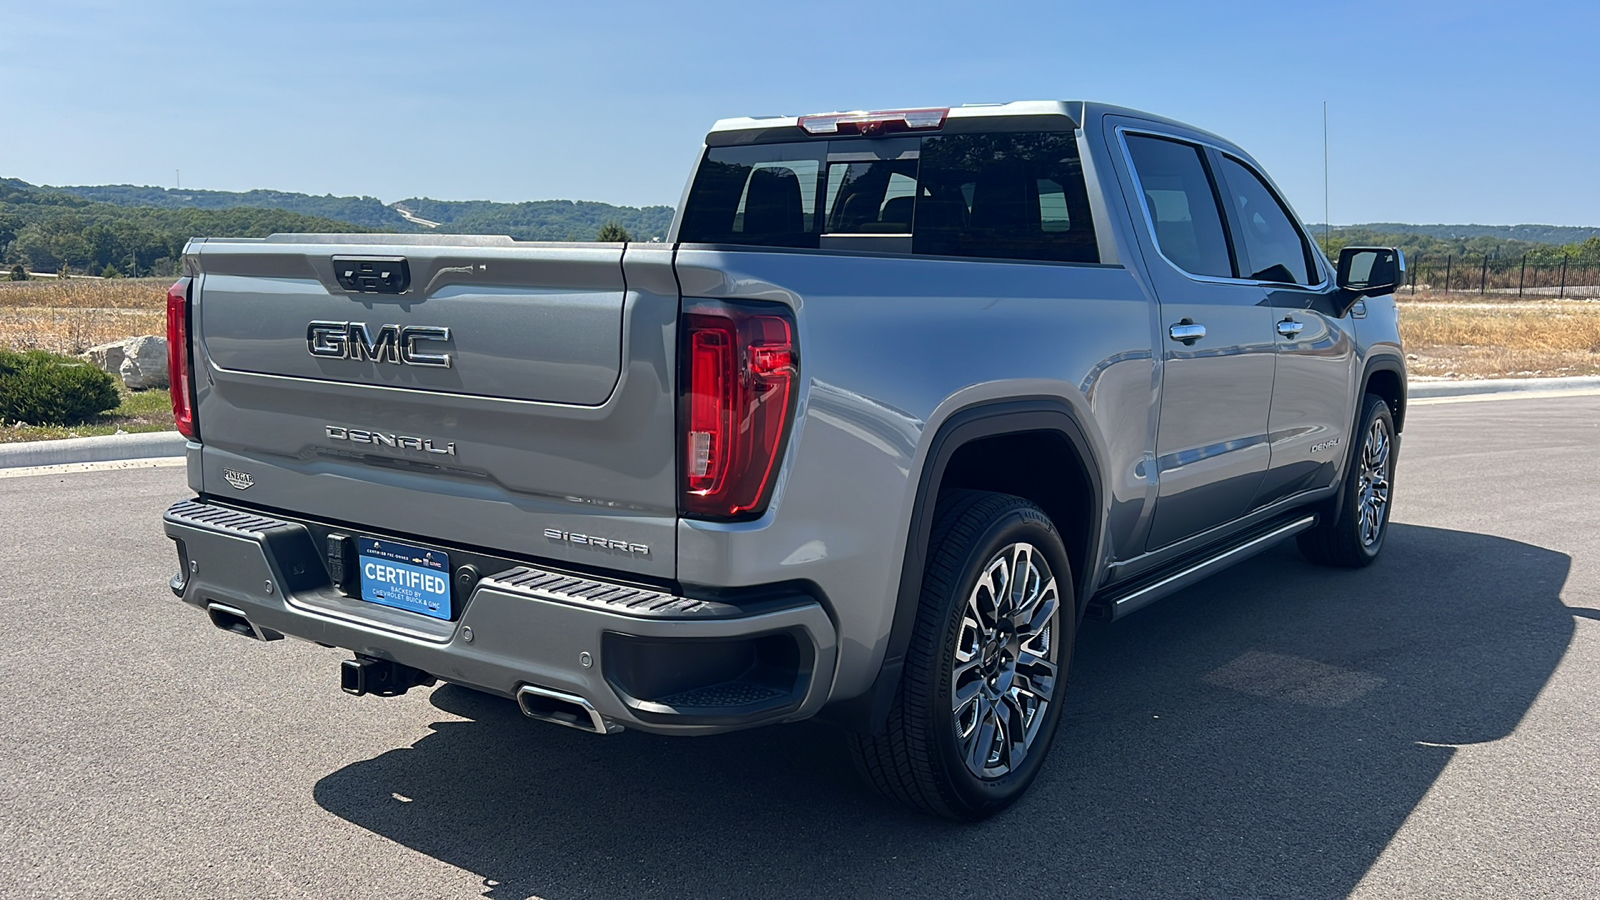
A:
313;524;1573;899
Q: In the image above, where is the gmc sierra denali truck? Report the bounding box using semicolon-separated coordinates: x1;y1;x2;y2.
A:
161;101;1406;820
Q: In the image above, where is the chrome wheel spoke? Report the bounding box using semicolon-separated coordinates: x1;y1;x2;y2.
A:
964;701;999;771
1018;590;1058;643
952;676;984;720
1015;651;1058;702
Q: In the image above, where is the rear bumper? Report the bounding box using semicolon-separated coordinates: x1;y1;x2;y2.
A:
162;498;837;735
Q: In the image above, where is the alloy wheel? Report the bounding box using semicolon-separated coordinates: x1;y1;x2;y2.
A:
951;542;1061;779
1356;416;1393;547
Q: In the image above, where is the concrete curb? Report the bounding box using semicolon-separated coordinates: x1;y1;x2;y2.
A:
1407;375;1600;399
0;431;186;469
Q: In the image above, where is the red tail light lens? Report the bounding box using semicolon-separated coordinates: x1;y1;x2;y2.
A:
166;277;198;440
682;301;797;520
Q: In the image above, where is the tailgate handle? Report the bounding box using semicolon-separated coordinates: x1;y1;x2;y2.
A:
333;256;410;294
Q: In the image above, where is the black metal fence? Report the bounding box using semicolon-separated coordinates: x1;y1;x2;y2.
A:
1409;253;1600;297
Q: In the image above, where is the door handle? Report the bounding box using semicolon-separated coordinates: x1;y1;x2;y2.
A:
1276;318;1305;338
1168;320;1206;345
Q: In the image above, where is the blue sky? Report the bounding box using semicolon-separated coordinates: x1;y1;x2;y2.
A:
2;0;1596;225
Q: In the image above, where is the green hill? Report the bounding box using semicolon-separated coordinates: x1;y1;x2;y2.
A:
52;183;408;229
392;197;674;242
1324;223;1600;245
0;178;382;277
1314;223;1600;265
49;182;676;242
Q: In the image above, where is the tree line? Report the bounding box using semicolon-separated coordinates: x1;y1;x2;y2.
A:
50;182;676;243
7;175;1597;277
1;179;377;277
1314;226;1600;266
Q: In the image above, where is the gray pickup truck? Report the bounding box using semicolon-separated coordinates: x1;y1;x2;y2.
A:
161;101;1406;819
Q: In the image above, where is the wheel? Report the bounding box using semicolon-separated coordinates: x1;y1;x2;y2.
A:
1298;393;1397;568
850;490;1074;820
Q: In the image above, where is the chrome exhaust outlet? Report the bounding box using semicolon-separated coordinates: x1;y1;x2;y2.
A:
205;602;283;642
516;684;621;734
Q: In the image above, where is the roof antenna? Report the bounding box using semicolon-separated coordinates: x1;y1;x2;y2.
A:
1322;101;1330;248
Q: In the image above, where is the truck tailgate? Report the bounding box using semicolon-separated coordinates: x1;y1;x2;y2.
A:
186;236;679;580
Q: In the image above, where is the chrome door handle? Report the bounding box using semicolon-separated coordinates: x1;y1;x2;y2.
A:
1276;318;1305;338
1168;321;1206;345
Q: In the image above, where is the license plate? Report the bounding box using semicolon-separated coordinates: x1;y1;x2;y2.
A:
358;537;451;620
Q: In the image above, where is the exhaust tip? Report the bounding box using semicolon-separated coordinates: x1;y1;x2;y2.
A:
205;603;283;641
516;684;620;734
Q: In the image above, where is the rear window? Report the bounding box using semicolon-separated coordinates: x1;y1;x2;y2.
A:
678;132;1099;264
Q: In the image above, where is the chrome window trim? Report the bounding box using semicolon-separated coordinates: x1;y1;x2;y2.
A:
1115;126;1331;291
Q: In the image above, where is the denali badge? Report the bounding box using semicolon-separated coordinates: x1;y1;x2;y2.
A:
1310;438;1341;454
222;468;254;490
326;425;456;456
544;528;650;557
307;321;452;368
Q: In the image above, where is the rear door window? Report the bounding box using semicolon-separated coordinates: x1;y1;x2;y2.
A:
678;131;1099;264
1123;134;1235;279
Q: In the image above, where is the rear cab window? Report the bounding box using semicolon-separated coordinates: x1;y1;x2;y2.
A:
678;129;1100;264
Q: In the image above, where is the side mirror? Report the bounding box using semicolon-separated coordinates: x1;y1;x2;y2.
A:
1333;246;1406;317
1337;246;1406;296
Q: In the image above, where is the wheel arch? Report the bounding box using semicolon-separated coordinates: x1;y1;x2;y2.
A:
825;397;1107;734
1362;353;1407;433
1322;353;1406;528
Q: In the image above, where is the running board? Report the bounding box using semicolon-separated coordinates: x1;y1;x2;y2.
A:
1088;515;1317;621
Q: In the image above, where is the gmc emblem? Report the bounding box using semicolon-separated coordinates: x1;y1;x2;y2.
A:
307;321;452;368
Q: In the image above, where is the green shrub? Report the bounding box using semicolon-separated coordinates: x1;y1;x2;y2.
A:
0;349;121;425
7;265;25;281
596;221;632;242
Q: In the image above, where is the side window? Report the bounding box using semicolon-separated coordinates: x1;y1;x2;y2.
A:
1124;134;1234;279
1217;156;1316;285
912;132;1099;263
679;144;826;248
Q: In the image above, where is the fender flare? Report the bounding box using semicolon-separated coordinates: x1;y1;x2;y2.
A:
1362;352;1408;430
827;397;1106;734
1328;353;1408;524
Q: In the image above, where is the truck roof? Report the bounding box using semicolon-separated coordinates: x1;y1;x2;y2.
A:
708;101;1240;154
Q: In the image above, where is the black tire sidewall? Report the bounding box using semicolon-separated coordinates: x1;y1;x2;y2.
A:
924;502;1075;816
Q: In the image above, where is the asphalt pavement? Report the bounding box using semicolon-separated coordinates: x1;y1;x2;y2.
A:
1;394;1596;899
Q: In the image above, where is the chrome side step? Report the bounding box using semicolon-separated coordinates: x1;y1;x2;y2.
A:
1097;515;1317;620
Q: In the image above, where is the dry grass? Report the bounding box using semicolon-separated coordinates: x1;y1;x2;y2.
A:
0;278;167;355
1398;295;1600;378
2;279;1597;380
0;277;170;309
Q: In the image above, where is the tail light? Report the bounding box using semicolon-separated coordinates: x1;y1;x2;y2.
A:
166;277;198;440
681;301;797;520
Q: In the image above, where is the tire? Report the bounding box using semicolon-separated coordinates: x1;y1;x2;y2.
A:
850;490;1075;820
1297;393;1397;568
